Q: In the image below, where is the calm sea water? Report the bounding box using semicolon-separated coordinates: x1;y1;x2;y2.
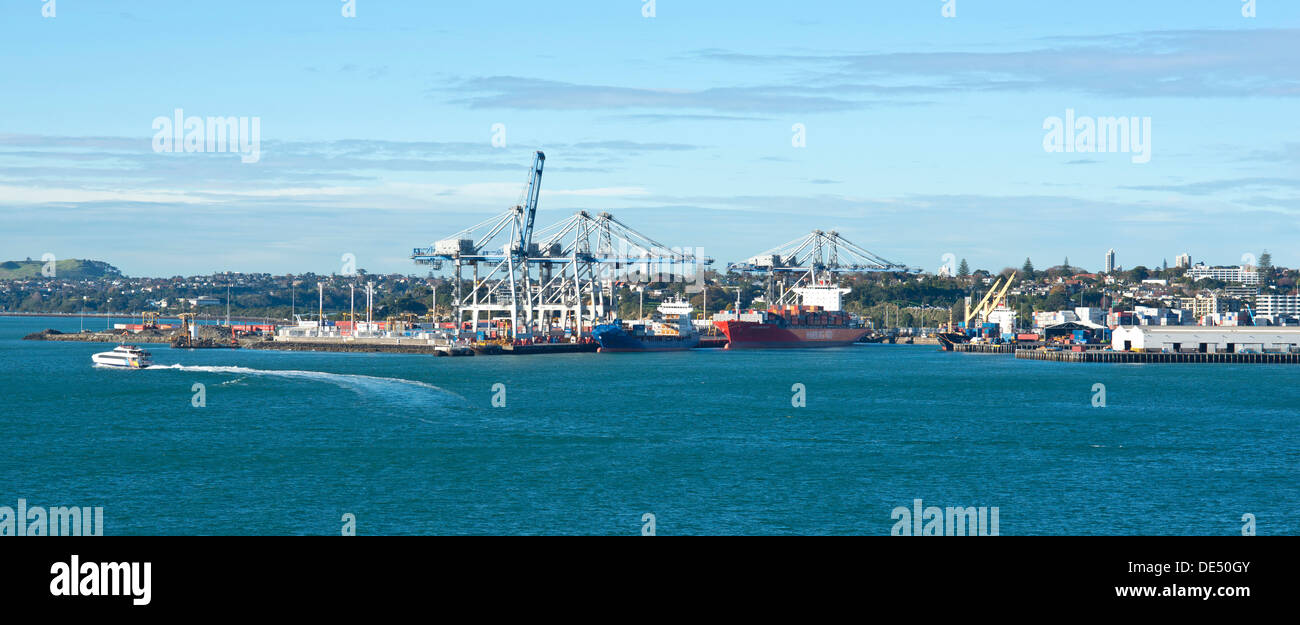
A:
2;316;1295;535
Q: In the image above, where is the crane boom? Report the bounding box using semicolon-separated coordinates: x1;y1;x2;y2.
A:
518;151;545;253
987;272;1017;312
965;277;1003;327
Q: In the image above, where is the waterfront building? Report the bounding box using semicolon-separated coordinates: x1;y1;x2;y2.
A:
1256;294;1300;317
1186;263;1259;285
1043;321;1105;342
1223;286;1259;300
1112;326;1300;353
1179;294;1239;319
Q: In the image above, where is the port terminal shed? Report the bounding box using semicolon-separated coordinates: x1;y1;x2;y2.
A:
1041;321;1105;342
1111;326;1300;353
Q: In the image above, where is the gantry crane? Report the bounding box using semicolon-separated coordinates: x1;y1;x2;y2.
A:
412;152;710;341
728;230;917;309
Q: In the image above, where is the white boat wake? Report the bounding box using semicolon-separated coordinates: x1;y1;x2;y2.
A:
145;364;464;404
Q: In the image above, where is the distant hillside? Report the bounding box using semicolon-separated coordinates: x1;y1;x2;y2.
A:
0;259;124;280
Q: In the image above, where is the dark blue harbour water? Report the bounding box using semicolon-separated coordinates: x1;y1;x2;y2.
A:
2;316;1295;535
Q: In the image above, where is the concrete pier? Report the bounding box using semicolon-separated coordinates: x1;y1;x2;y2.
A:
951;343;1018;354
1016;350;1300;364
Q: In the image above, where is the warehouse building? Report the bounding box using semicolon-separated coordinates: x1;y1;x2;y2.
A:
1111;326;1300;353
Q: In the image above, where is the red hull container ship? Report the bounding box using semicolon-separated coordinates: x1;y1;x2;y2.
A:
714;303;869;348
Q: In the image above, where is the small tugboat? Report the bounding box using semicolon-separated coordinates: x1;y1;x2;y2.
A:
91;345;153;369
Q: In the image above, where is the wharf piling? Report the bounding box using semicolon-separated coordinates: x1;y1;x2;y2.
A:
1016;350;1300;364
951;343;1020;354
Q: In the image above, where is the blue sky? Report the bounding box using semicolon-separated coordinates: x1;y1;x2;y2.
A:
2;0;1298;276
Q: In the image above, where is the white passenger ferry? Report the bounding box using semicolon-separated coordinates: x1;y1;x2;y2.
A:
91;345;153;369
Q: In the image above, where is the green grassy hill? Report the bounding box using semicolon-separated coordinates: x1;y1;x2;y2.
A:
0;259;123;280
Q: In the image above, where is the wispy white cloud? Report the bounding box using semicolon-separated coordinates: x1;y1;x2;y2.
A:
692;29;1300;99
444;76;882;113
431;29;1299;121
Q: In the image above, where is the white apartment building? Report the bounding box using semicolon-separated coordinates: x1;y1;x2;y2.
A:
1256;294;1300;316
1186;263;1259;285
